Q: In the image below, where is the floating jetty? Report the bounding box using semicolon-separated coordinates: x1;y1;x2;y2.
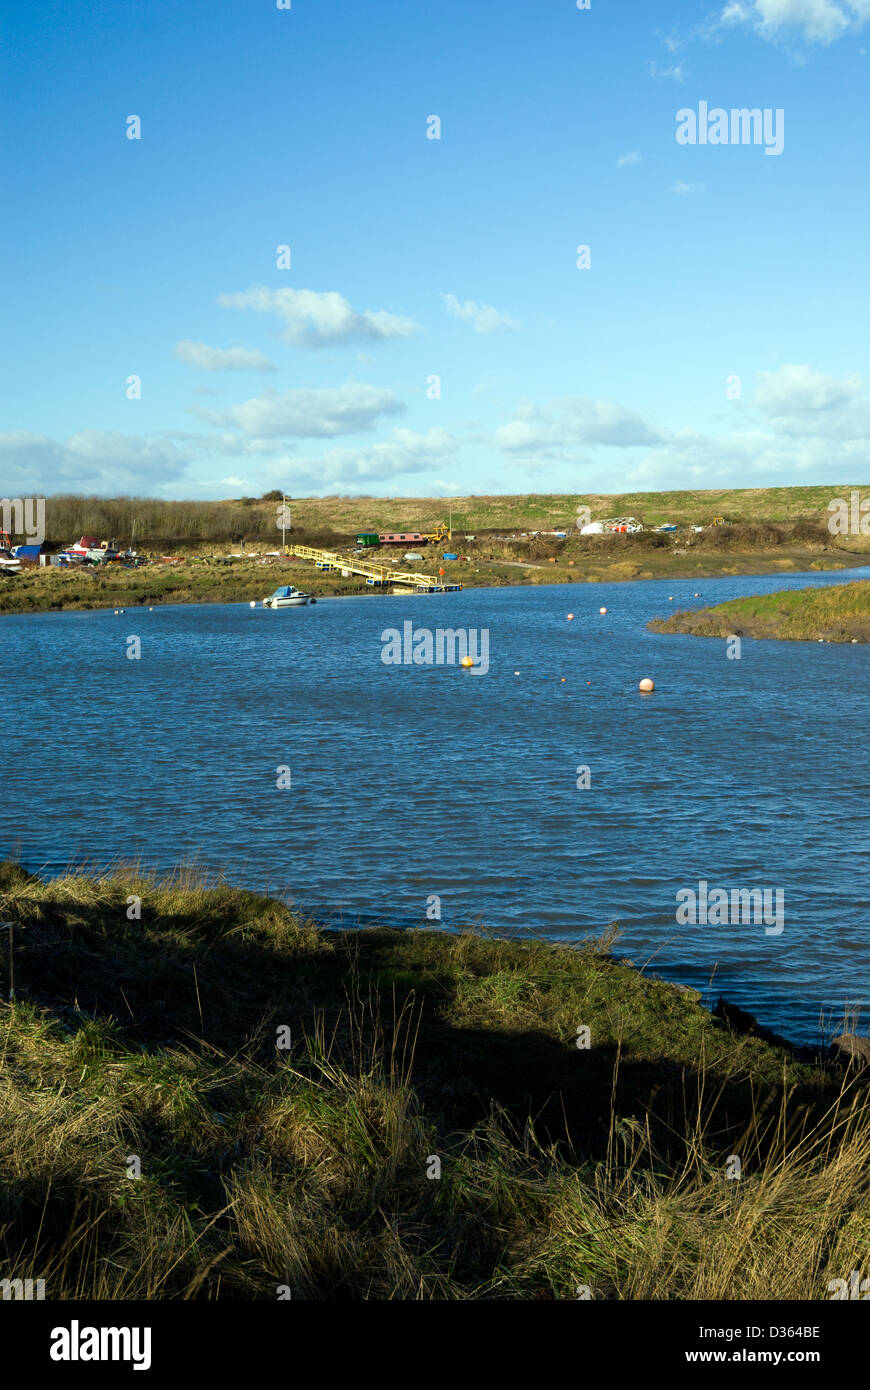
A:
289;544;462;593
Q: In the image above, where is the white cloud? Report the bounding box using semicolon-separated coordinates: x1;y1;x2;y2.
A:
0;430;190;494
720;0;870;43
753;363;864;418
255;427;459;494
174;340;275;371
672;180;706;194
616;150;642;168
627;366;870;486
441;293;521;334
199;382;405;441
218;286;418;346
494;397;663;461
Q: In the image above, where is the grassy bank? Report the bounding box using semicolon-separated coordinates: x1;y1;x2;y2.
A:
1;863;868;1300
649;578;870;644
20;485;870;545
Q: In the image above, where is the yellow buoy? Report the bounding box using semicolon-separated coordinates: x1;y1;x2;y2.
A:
461;656;474;668
639;677;655;693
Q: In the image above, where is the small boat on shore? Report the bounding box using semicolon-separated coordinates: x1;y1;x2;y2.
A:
262;584;314;608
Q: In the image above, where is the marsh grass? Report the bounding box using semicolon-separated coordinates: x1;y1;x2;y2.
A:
0;863;867;1300
650;579;870;644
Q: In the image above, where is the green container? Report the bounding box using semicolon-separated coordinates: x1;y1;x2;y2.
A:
356;533;380;547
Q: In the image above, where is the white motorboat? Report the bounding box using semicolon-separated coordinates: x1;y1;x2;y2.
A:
262;584;313;608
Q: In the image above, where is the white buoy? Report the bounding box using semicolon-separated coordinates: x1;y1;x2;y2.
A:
639;677;655;692
249;601;256;608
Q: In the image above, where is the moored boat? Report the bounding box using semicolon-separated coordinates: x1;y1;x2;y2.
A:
262;584;313;608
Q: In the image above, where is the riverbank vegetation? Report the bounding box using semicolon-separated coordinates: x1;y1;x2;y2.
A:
0;516;862;616
21;485;869;544
649;578;870;644
1;863;868;1300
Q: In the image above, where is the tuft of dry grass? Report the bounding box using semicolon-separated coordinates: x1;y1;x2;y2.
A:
0;864;868;1300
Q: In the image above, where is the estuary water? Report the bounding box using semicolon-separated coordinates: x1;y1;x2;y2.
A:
3;566;868;1043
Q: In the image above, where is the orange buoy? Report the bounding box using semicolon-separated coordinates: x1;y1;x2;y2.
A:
639;678;655;693
599;606;607;614
567;613;574;620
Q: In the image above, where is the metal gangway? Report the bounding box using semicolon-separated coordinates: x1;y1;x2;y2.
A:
288;545;461;593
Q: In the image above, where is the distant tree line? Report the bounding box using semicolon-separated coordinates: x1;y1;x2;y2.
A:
38;495;287;542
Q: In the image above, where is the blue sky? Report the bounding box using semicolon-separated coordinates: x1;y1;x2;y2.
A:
2;0;869;499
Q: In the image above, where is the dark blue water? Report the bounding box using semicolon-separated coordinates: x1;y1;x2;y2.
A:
4;568;869;1044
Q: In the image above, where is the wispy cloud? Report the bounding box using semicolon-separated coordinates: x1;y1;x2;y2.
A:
616;150;642;168
719;0;870;44
648;59;686;79
441;293;521;334
218;287;418;347
254;427;459;495
672;180;706;194
197;382;405;441
0;430;189;493
174;340;275;371
494;396;663;461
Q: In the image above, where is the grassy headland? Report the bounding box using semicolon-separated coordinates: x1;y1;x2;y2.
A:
649;578;870;644
1;862;868;1300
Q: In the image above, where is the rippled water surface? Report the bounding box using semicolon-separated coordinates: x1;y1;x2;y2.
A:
3;568;869;1042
